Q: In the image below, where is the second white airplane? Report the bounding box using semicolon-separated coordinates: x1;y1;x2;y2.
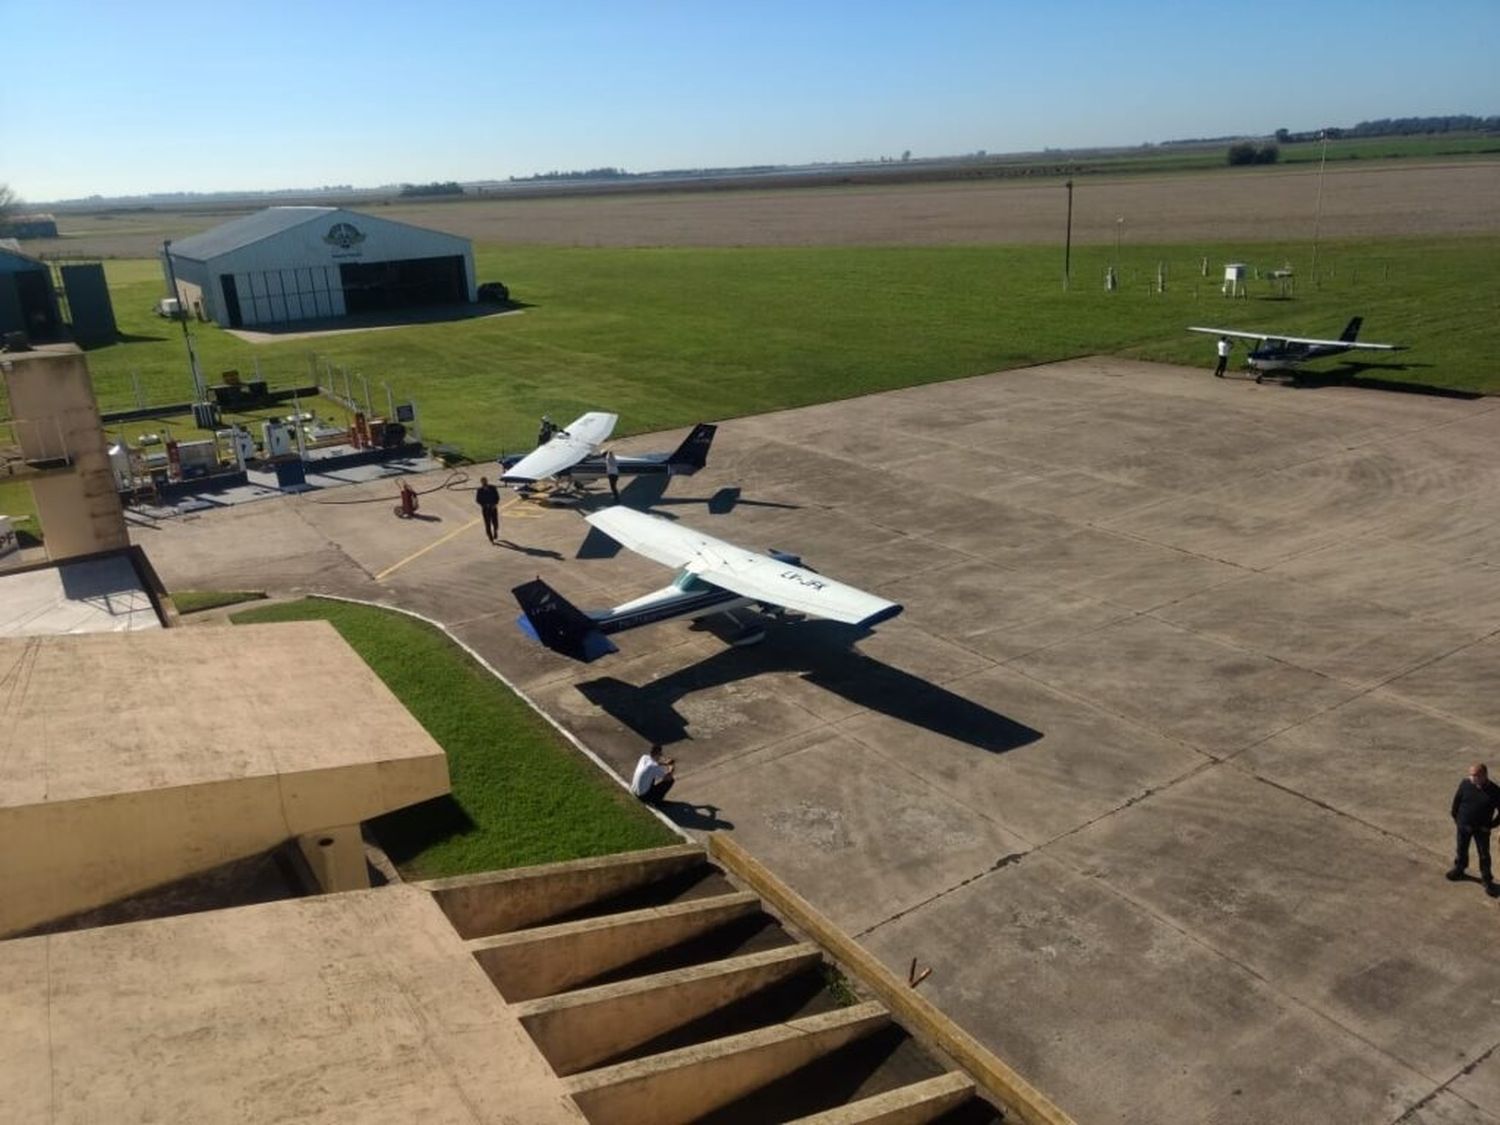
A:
513;507;903;661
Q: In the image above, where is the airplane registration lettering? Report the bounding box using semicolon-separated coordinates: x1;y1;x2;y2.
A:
780;570;826;590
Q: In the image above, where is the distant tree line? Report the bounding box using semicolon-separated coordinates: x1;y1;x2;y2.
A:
1227;142;1279;166
1273;115;1500;144
509;168;630;182
399;181;464;197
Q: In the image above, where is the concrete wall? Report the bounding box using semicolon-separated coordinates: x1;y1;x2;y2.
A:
2;347;128;559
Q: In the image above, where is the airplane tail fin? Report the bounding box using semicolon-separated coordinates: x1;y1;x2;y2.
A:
512;578;618;662
667;423;717;474
1339;317;1363;342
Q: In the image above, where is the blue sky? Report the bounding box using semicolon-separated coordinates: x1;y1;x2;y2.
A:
5;0;1497;202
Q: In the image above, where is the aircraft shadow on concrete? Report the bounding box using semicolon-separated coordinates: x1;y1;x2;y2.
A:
576;618;1042;755
1260;362;1477;399
575;484;801;560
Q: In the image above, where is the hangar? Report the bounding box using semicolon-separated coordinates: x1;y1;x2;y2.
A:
162;206;477;329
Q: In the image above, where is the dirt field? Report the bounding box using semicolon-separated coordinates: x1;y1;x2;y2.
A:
32;160;1500;259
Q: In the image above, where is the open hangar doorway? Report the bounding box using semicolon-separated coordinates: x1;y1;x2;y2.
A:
339;256;468;314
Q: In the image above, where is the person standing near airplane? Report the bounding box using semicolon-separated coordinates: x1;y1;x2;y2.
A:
475;476;501;543
537;415;557;446
1448;762;1500;895
604;448;620;503
1214;335;1232;377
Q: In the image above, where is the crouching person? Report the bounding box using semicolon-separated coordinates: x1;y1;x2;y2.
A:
631;745;675;806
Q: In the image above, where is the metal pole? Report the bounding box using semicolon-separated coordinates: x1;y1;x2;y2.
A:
1062;179;1074;291
162;240;205;401
1115;217;1123;272
1310;131;1328;289
291;392;307;461
358;372;372;416
384;382;395;421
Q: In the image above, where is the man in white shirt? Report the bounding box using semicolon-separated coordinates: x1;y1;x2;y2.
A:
630;745;675;806
604;448;621;503
1214;335;1232;378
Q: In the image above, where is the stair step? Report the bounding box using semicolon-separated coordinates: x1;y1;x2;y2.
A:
564;1001;890;1125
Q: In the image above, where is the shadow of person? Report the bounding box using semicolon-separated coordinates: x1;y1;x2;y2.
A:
659;800;735;831
498;540;564;559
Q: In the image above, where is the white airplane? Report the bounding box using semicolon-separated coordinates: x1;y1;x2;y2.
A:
499;411;619;487
1189;317;1404;382
512;507;903;662
501;420;717;492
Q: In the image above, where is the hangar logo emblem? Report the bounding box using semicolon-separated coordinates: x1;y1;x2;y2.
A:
323;222;366;251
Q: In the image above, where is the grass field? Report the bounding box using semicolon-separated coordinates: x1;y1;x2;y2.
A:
57;236;1500;461
228;597;678;877
3;227;1495;539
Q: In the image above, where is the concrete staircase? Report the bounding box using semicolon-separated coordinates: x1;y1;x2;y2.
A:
422;844;1025;1125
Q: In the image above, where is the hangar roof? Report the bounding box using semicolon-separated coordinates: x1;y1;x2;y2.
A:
166;206;339;262
0;243;47;271
166;206;470;264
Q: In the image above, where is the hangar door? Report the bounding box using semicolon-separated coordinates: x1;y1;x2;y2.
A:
339;256;467;314
223;265;344;327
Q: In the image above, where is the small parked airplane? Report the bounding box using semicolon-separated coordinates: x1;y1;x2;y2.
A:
512;507;902;662
499;413;716;490
1188;317;1404;382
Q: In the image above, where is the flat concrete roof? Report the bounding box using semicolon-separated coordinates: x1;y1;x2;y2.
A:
0;886;583;1124
0;620;451;934
0;620;442;808
0;554;161;636
133;359;1500;1123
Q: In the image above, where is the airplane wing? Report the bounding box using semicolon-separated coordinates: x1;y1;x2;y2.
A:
502;411;619;482
585;507;903;628
1188;326;1276;342
1188;326;1402;350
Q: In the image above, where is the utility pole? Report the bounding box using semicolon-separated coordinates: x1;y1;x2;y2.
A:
1062;179;1074;291
1310;130;1328;289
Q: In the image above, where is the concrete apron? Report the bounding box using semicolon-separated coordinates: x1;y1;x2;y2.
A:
137;358;1500;1124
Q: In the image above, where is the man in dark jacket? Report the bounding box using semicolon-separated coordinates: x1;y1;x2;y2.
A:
475;476;501;543
1448;763;1500;894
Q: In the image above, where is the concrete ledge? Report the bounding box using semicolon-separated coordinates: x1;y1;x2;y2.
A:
709;835;1073;1125
515;942;822;1075
421;844;705;937
564;1000;890;1125
784;1070;976;1124
469;890;762;1001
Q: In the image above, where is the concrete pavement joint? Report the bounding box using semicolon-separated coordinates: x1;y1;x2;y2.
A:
1386;1040;1500;1125
854;854;1027;942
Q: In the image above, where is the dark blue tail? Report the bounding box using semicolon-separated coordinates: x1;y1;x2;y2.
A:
1339;317;1363;342
668;423;717;474
512;578;618;662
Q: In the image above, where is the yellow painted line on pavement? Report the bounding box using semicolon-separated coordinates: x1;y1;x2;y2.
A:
376;517;482;581
374;495;528;581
